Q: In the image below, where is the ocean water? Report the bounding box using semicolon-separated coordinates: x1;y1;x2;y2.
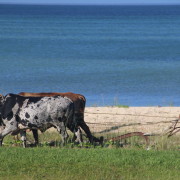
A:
0;4;180;106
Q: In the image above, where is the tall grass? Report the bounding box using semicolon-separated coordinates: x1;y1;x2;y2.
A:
2;130;180;150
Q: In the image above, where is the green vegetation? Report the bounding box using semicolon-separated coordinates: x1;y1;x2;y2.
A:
0;148;179;180
0;132;179;180
114;104;129;108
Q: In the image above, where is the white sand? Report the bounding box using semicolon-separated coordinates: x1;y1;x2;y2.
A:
84;107;180;135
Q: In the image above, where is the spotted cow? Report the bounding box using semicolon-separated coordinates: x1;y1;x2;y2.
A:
19;92;103;144
0;93;78;147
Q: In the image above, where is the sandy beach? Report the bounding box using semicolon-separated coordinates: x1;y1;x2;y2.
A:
84;107;180;136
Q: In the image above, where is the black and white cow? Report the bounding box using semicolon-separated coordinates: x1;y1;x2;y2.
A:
0;93;79;147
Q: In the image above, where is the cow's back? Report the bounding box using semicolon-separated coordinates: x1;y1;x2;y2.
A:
1;93;73;121
19;92;86;115
20;96;71;114
17;95;74;130
19;92;85;103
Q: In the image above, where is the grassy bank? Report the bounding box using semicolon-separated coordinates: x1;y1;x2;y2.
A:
0;147;179;180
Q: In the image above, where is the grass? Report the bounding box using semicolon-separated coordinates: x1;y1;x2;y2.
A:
3;130;180;150
0;131;180;180
0;148;179;180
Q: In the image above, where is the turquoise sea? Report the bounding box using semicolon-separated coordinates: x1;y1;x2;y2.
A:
0;4;180;106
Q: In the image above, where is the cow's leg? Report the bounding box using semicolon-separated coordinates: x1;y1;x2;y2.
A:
78;121;94;143
0;137;3;146
79;121;103;144
56;122;68;146
20;130;27;148
73;127;83;142
68;124;83;144
32;129;39;145
74;113;94;143
74;127;83;146
0;120;18;146
0;126;5;146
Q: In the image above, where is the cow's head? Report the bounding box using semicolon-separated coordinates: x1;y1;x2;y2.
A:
0;94;4;110
0;94;5;129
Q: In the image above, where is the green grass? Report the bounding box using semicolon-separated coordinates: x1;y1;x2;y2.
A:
0;148;179;180
3;130;180;150
0;131;179;180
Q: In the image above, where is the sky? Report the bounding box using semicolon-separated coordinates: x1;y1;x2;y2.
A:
0;0;180;5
